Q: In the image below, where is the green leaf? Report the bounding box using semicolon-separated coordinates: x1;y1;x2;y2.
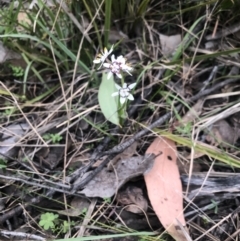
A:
98;73;119;126
0;158;7;169
39;212;58;230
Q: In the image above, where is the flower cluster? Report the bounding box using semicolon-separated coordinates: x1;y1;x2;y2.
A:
93;45;136;105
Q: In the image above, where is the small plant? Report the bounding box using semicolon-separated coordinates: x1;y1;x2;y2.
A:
81;207;88;215
39;212;74;234
22;156;31;162
61;220;75;234
0;158;7;169
175;122;193;135
1;108;15;117
103;197;111;204
210;199;218;214
93;45;136;126
148;103;156;111
97;122;110;131
39;212;59;230
9;65;24;77
200;215;211;225
43;133;63;144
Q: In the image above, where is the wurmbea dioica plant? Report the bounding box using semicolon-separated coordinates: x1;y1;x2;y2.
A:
93;45;136;126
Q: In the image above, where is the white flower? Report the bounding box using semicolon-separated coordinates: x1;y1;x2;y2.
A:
103;55;121;79
93;45;114;68
113;55;133;75
103;54;133;79
112;83;136;104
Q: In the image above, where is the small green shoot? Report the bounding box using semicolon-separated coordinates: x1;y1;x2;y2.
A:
210;200;218;214
148;103;156;111
61;220;75;234
9;65;24;77
81;207;88;215
97;122;110;132
103;197;111;204
175;122;193;135
3;108;15;116
0;158;7;169
43;133;63;144
22;156;30;162
200;214;211;225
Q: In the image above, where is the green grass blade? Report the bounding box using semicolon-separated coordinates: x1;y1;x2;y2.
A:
164;15;205;79
36;20;91;74
21;54;33;97
83;0;102;48
55;232;155;241
157;131;240;168
0;34;63;61
104;0;112;46
137;0;150;16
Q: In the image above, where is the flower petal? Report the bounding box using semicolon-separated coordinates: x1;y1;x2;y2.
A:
128;83;136;89
117;55;126;64
111;54;116;62
122;83;127;88
116;73;122;79
103;47;108;55
115;83;122;90
127;94;134;101
124;70;132;76
122;65;133;75
120;97;126;104
109;45;114;55
93;59;101;64
126;65;133;71
112;92;119;97
103;63;111;68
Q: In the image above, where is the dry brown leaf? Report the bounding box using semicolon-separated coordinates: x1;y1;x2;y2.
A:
181;99;204;125
177;158;201;174
159;33;181;56
144;137;189;241
57;197;90;217
181;63;196;81
80;154;155;198
107;141;138;170
0;123;29;159
109;29;129;43
0;41;21;63
17;12;32;27
117;186;148;214
34;134;72;169
205;120;240;147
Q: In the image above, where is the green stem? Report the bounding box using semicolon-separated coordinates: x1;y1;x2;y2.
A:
119;76;127;126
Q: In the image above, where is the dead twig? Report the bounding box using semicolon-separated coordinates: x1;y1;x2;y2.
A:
0;230;46;241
